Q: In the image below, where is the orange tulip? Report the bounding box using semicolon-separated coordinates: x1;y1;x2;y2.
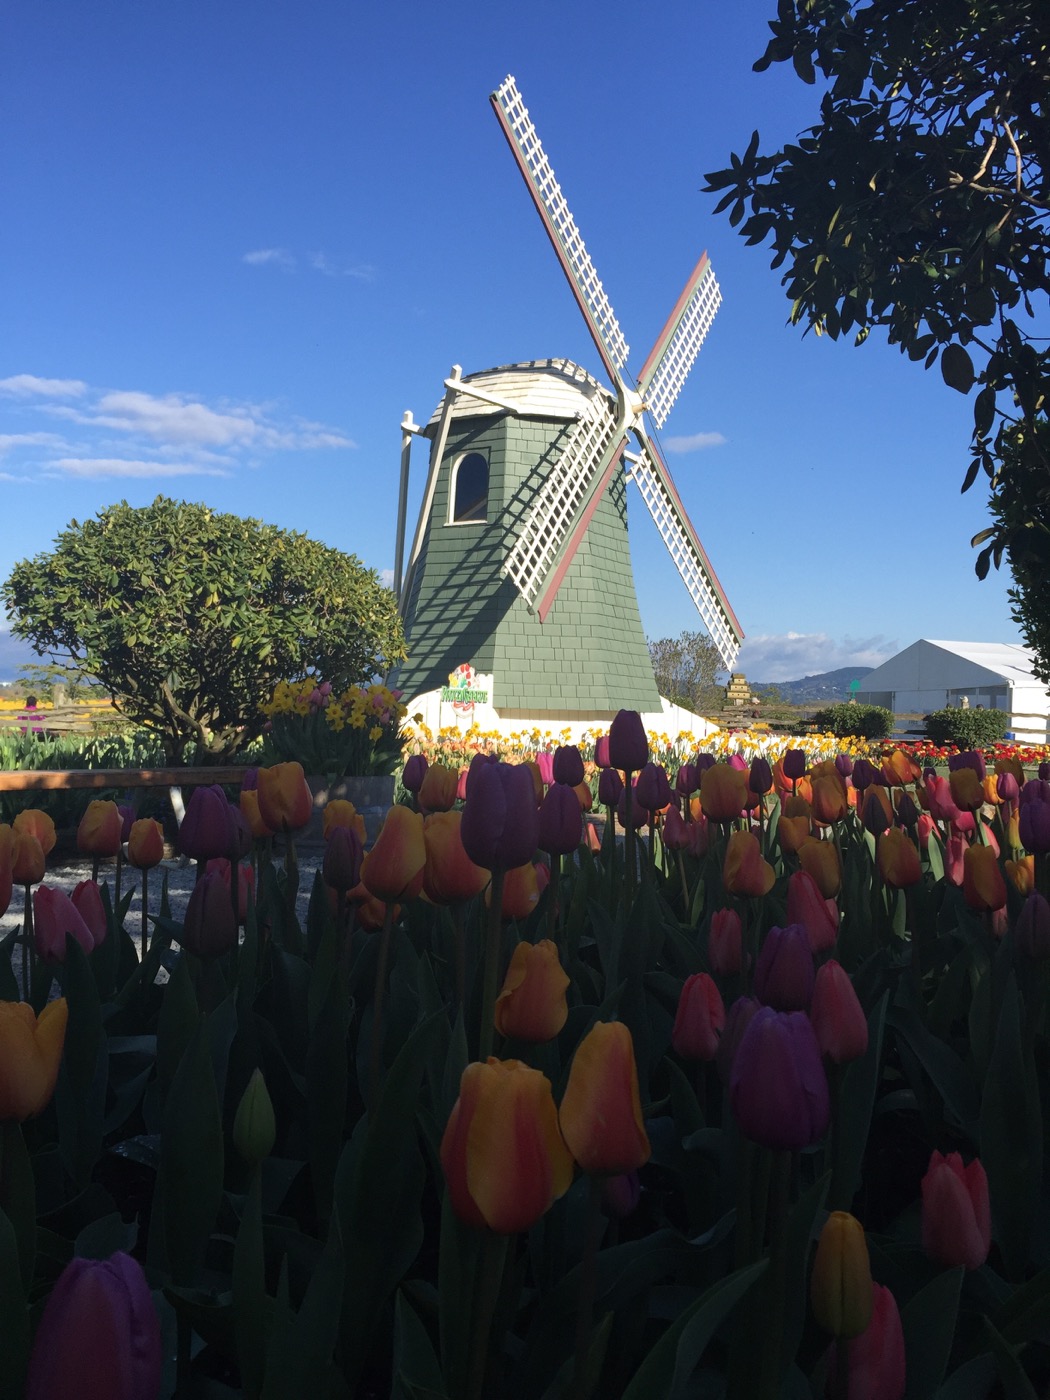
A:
360;806;425;902
13;809;56;857
440;1058;574;1232
487;861;541;921
422;811;488;905
948;767;985;813
522;760;544;804
0;999;68;1120
559;1021;650;1175
995;754;1025;786
573;781;593;813
963;844;1007;912
881;750;920;787
239;789;275;840
495;939;569;1042
1005;811;1021;851
256;762;313;832
778;814;812;855
723;829;775;897
0;826;13;918
982;776;1002;807
322;799;366;844
798;837;842;898
76;800;123;858
418;764;459;814
877;828;922;888
700;764;748;822
1006;854;1035;895
347;881;398;930
10;831;45;887
782;794;813;820
811;776;848;825
127;818;164;870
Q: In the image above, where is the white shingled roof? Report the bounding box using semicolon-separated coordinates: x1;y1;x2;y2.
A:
425;358;611;431
923;640;1038;684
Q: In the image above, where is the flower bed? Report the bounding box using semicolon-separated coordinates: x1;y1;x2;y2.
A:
1;726;1049;1396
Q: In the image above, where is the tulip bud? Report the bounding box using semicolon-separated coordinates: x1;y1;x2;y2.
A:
810;775;848;825
440;1059;574;1232
418;763;459;814
948;748;986;781
782;749;807;781
76;799;123;858
962;843;1007;911
949;766;985;813
700;764;748;822
402;752;429;794
127;818;165;870
608;709;648;773
239;789;274;840
730;1007;830;1150
179;784;237;860
748;756;773;796
635;762;673;812
834;753;854;779
921;1150;990;1270
672;972;725;1060
546;744;581;787
488;861;541;921
11;830;45;887
180;869;238;958
787;868;839;952
708;908;744;975
598;766;624;807
494;939;569;1042
233;1068;276;1168
717;994;760;1085
422;811;488;905
850;758;877;792
0;998;68;1120
33;885;97;961
559;1021;651;1175
70;880;108;950
323;824;364;893
754;923;815;1011
877;828;922;888
461;763;539;872
861;791;891;837
25;1251;162;1400
827;1283;906;1400
797;838;842;899
593;735;611;769
205;858;256;924
538;783;583;856
660;804;690;851
256;762;313;834
675;762;699;797
13;808;56;856
361;806;426;901
810;960;868;1063
1019;790;1050;853
811;1211;873;1338
722;829;775;897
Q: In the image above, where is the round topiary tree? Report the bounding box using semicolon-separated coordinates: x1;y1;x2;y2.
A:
2;497;406;764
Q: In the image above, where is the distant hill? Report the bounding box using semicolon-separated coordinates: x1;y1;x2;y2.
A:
749;666;874;706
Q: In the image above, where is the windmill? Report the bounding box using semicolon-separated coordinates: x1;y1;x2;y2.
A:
392;75;742;723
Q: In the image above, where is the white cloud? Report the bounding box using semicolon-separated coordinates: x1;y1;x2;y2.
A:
47;458;229;480
735;632;899;683
243;247;296;269
309;251;376;282
379;568;395;589
0;432;68;454
91;391;262;447
0;374;87;398
662;431;726;454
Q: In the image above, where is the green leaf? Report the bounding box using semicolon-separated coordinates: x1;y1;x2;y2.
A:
940;343;975;394
160;1015;224;1286
981;1315;1039;1400
830;992;888;1210
393;1291;448;1400
0;1207;28;1400
901;1267;963;1400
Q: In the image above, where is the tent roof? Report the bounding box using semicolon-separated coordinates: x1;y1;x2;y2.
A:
920;640;1037;684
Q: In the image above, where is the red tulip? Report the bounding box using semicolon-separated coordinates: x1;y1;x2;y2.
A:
810;960;868;1064
70;880;108;950
672;973;725;1060
708;908;744;975
180;869;238;958
787;868;839;952
826;1283;906;1400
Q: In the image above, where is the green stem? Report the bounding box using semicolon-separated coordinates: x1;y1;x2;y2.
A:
451;900;466;1009
141;868;149;962
466;1232;509;1400
624;775;637;909
478;870;506;1062
572;1176;605;1400
114;845;123;908
21;885;33;999
368;902;395;1110
755;1149;792;1400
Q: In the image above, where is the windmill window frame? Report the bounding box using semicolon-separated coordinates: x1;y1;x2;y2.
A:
447;451;489;525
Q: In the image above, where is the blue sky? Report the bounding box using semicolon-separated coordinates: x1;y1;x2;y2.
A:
0;0;1024;684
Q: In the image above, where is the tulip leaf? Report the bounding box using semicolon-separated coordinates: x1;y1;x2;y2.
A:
306;982;351;1227
830;991;888;1211
0;1206;28;1400
935;1353;998;1399
161;1015;225;1286
393;1290;448;1400
901;1266;963;1399
888;1005;980;1135
0;1124;34;1292
993;1265;1050;1347
980;973;1043;1281
156;955;198;1104
74;1210;137;1261
619;1258;767;1399
54;936;107;1186
981;1315;1040;1400
233;1173;268;1400
261;1216;345;1400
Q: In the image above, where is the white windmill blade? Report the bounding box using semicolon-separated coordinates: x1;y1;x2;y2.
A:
625;434;743;670
503;397;625;613
491;76;629;384
636;253;722;429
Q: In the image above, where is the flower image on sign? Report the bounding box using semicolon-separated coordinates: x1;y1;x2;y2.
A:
441;663;489;710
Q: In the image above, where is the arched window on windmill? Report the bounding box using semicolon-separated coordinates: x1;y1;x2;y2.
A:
448;451;489;523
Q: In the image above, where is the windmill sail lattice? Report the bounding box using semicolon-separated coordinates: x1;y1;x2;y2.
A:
638;256;722;429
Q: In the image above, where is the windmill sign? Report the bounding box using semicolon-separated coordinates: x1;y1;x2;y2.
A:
391;76;742;723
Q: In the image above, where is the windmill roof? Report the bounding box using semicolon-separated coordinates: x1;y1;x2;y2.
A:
426;358;611;431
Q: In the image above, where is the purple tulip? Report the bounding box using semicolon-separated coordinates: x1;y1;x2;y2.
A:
598;767;624;807
402;753;429;794
861;791;890;837
464;750;499;800
323;824;364;893
461;762;539;871
753;923;815;1012
749;757;773;796
25;1251;162;1400
538;782;583;856
179;784;235;860
851;758;877;792
782;749;807;781
552;745;585;787
675;762;699;797
717;996;761;1086
240;766;259;792
1016;891;1050;959
996;771;1020;807
594;735;611;769
1040;763;1050;782
603;1170;641;1219
730;1007;830;1150
608;709;648;773
834;753;854;779
948;749;987;781
1019;793;1050;854
117;803;137;843
616;785;649;831
180;869;238;958
695;753;717;775
635;762;673;812
895;792;919;828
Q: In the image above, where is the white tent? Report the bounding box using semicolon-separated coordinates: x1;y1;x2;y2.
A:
854;640;1050;741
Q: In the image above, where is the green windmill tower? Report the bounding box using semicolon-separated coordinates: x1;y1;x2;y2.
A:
392;77;742;727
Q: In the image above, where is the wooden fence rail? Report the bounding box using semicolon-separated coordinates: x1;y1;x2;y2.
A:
0;767;246;792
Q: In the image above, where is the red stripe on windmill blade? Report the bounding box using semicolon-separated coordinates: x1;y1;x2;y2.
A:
636;252;712;391
535;437;628;623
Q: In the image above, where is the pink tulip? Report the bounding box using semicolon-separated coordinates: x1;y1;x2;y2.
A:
33;885;97;962
921;1150;991;1270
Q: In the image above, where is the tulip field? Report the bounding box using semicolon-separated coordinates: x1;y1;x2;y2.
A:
1;715;1050;1397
